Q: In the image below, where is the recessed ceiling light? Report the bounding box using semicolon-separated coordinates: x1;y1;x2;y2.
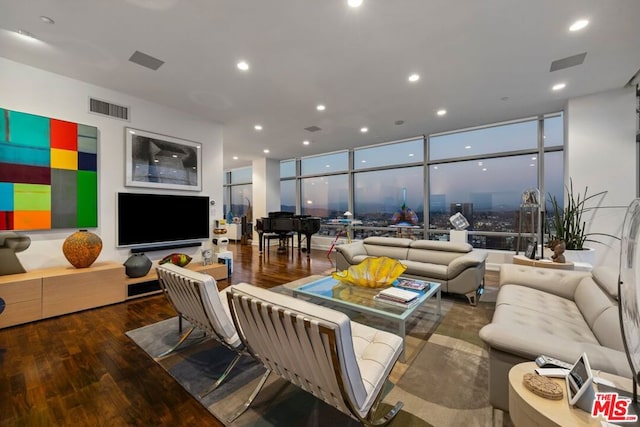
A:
16;29;37;40
465;145;471;149
360;127;368;133
408;153;414;157
482;168;487;171
316;104;326;111
530;163;535;167
436;109;447;116
40;16;55;24
306;200;313;204
531;156;537;160
348;0;363;7
408;73;420;82
478;161;483;166
237;61;249;71
233;156;239;160
433;166;438;170
552;83;566;91
263;149;270;153
254;124;263;131
303;140;310;145
569;19;589;32
361;160;367;163
325;164;331;168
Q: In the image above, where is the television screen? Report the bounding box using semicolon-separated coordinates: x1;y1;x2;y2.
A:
117;192;210;248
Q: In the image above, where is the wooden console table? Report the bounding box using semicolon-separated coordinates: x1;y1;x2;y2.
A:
0;261;228;329
0;262;125;329
512;254;574;270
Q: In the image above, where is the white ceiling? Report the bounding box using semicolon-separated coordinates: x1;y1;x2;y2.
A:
1;0;639;169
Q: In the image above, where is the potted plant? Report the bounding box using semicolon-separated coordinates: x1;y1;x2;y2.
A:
545;179;615;263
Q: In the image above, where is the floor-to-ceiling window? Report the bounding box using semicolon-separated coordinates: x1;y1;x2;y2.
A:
428;114;564;250
223;166;252;221
280;159;296;213
299;152;349;234
353;138;425;239
275;113;563;250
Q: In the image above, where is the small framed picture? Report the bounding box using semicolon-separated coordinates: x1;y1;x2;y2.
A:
525;242;537;259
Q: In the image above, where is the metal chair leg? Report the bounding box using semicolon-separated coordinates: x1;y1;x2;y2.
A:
199;353;244;398
226;369;271;423
153;325;196;359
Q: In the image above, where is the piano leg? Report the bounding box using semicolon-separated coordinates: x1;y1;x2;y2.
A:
304;233;312;257
258;232;264;253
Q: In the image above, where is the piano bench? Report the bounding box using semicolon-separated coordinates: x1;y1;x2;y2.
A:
265;232;295;254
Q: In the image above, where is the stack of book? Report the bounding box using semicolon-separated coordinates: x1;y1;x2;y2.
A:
395;279;432;292
374;287;420;308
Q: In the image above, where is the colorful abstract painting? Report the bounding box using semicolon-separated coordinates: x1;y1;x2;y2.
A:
0;108;98;230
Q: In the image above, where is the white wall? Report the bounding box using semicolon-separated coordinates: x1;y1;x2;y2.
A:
565;86;636;268
0;58;223;271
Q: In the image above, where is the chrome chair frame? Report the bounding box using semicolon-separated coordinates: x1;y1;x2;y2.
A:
156;263;245;397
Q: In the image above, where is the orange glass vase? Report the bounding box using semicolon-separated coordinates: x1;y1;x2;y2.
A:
62;230;103;268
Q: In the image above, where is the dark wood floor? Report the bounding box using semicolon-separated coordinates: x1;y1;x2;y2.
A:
0;243;335;427
0;242;498;426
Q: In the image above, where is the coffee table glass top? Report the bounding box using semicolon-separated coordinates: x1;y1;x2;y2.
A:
293;276;440;320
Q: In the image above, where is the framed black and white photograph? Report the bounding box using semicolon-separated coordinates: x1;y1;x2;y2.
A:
125;128;202;191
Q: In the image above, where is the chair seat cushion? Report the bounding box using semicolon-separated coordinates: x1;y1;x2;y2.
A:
351;321;404;405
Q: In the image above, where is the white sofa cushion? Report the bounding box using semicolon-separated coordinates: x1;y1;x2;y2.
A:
496;284;587;328
493;292;600;345
402;260;448;280
409;240;472;253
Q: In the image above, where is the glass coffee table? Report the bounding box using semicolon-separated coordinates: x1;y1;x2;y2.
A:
292;276;441;361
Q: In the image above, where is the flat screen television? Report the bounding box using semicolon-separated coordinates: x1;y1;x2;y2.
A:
117;192;210;249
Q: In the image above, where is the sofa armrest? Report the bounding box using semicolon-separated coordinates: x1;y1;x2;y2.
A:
447;250;488;278
498;264;590;300
479;323;632;378
335;241;367;264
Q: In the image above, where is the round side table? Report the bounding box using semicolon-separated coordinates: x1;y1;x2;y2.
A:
508;362;634;426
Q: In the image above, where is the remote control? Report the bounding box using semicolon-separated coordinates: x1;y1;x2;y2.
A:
535;355;573;370
535;368;570;378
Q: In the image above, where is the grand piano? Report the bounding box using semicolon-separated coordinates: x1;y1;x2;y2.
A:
256;212;321;257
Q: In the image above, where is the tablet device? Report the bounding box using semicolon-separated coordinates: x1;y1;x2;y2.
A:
565;352;594;407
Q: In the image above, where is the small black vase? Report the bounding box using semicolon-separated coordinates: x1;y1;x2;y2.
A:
124;253;152;278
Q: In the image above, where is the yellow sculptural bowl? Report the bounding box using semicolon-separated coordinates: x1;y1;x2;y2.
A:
332;256;407;288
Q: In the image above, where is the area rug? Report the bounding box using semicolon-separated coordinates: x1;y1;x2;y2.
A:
126;278;501;426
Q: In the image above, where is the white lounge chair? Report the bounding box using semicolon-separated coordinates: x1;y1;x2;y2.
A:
156;263;244;397
226;282;404;426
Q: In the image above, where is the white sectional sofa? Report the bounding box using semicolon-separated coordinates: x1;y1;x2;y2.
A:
335;237;488;305
479;263;631;413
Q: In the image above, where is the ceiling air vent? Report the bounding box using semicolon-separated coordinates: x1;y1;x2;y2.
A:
550;52;587;72
89;98;130;121
304;126;322;132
